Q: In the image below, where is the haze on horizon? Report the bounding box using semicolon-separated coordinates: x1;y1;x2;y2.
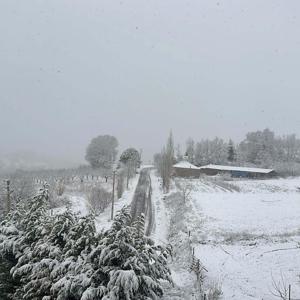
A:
1;0;300;167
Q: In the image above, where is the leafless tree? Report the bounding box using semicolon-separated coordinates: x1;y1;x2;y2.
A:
176;179;194;202
156;131;175;193
270;273;289;300
186;137;195;163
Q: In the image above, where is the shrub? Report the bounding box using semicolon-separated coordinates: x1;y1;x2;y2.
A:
87;186;111;214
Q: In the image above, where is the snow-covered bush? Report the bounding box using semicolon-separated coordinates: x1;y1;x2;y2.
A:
0;186;172;300
87;208;172;299
87;186;111;214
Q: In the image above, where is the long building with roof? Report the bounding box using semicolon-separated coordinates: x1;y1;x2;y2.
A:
199;164;276;178
173;161;276;178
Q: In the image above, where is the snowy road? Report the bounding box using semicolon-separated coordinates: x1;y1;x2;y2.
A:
130;167;154;236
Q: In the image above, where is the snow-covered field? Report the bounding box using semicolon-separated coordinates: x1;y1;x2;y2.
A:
188;177;300;299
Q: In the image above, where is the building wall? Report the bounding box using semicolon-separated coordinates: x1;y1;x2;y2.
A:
173;167;201;178
199;168;219;176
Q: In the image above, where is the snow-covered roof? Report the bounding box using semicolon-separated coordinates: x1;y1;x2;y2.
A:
199;164;274;174
173;161;200;169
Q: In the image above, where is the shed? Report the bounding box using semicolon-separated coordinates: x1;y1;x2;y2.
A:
173;161;201;178
199;164;276;178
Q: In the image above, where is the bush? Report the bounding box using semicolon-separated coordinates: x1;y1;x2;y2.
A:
87;186;111;214
0;191;172;300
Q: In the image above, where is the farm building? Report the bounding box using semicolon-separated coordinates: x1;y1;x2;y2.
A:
173;161;201;178
199;164;276;178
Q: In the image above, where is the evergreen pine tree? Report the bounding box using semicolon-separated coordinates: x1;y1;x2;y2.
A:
0;192;172;300
84;206;172;300
0;217;21;300
50;214;97;300
0;185;51;300
10;185;52;300
21;210;77;300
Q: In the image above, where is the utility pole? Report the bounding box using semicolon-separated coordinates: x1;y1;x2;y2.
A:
111;170;116;220
126;163;130;189
5;180;12;215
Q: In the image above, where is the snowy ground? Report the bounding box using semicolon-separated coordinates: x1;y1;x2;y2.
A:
188;177;300;300
150;174;300;299
150;171;169;245
151;172;207;299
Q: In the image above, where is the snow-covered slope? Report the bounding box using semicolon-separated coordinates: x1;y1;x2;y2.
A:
189;178;300;299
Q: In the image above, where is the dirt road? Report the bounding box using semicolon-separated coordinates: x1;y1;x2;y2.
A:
130;167;154;236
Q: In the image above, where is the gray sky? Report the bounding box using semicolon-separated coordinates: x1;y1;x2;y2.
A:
1;0;300;165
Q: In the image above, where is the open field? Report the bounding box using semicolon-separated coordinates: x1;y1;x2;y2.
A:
186;177;300;299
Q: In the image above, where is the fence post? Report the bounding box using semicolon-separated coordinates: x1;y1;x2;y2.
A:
288;284;291;300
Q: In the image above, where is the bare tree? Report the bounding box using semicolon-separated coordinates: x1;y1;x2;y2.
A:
156;131;175;193
186;137;195;163
270;273;289;300
175;179;194;202
175;143;183;162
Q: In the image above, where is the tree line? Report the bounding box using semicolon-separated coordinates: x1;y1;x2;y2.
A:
182;128;300;170
155;129;300;190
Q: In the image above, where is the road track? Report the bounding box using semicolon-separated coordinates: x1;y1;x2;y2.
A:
130;168;154;236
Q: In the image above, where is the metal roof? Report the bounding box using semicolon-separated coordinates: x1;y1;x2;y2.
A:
199;164;274;174
173;161;200;169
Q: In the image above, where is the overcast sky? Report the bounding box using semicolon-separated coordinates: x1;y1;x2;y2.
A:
1;0;300;165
